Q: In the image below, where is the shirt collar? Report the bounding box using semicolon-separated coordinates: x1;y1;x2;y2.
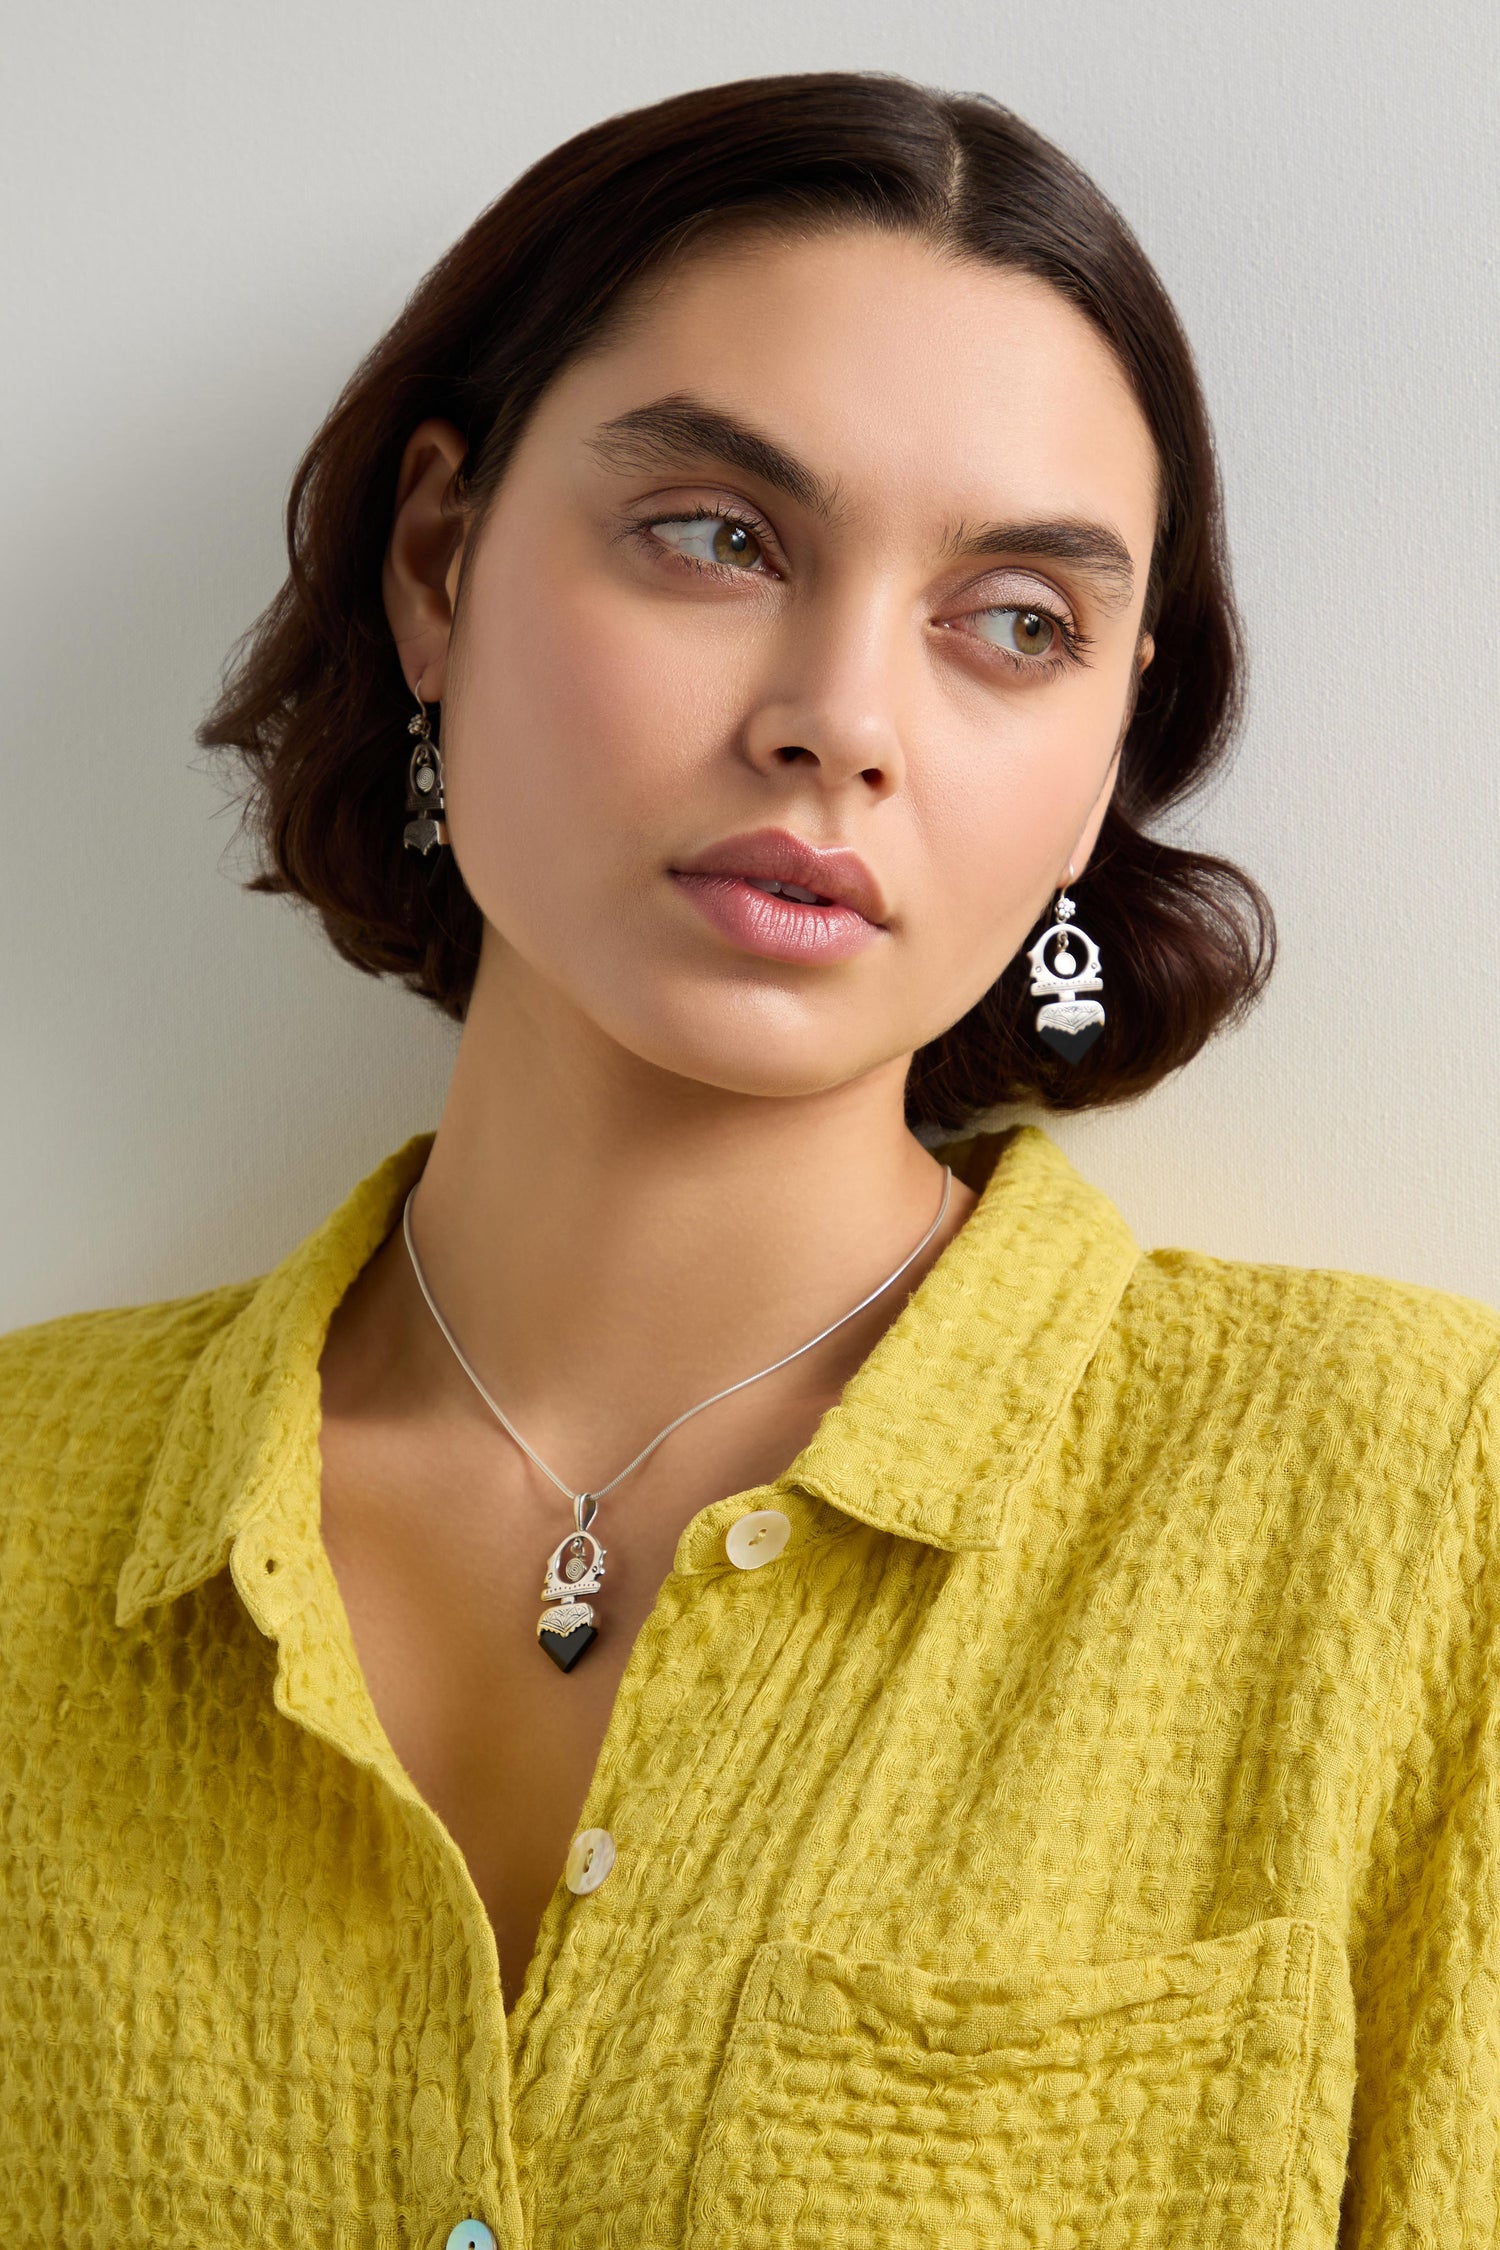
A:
787;1122;1139;1549
117;1120;1138;1626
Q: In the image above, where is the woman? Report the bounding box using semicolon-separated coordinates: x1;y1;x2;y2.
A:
2;68;1495;2250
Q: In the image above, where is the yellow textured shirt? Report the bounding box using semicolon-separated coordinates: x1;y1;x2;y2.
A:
2;1122;1499;2250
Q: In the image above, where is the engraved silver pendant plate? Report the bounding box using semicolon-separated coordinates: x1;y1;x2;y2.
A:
542;1531;606;1602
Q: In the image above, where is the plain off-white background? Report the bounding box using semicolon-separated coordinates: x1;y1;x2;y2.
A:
3;0;1497;1329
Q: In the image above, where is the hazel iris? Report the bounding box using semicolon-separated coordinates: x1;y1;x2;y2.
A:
714;521;757;567
1011;609;1054;654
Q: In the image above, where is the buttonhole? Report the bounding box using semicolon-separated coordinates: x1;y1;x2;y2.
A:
264;1557;278;1574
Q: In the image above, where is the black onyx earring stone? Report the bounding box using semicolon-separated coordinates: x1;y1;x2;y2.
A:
1038;1019;1104;1063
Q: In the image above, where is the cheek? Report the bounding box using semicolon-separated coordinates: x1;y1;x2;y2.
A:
443;526;715;914
915;679;1119;984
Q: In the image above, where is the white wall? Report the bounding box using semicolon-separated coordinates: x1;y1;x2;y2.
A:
3;0;1496;1325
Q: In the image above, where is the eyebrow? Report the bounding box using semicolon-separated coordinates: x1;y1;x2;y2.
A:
584;391;1138;613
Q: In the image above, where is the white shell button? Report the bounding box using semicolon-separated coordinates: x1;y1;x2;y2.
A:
725;1508;792;1570
565;1827;616;1895
445;2225;497;2250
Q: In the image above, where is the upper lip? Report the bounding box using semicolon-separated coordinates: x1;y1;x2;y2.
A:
670;827;888;925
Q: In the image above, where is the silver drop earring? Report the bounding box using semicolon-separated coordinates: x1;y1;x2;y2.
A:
402;674;449;857
1027;867;1106;1063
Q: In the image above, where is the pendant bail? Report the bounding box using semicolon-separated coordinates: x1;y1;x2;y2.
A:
574;1491;599;1533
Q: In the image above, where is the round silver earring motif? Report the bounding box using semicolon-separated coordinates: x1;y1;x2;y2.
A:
402;679;449;857
1027;885;1106;1062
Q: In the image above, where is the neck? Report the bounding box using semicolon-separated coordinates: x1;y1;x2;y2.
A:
353;945;976;1469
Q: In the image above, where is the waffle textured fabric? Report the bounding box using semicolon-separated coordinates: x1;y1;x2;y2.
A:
2;1122;1498;2250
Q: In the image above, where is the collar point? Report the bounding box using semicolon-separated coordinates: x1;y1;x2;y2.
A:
114;1561;156;1631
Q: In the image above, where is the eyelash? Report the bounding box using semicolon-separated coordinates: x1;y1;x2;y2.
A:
624;503;1090;680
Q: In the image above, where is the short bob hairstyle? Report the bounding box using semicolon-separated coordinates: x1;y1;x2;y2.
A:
199;69;1274;1138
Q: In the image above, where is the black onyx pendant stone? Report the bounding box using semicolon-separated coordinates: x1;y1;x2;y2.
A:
1039;1020;1104;1063
537;1598;598;1672
539;1621;598;1672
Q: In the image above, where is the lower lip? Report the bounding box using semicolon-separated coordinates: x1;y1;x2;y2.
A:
669;873;881;963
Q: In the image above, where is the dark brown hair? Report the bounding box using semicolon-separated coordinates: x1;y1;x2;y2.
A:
197;69;1274;1136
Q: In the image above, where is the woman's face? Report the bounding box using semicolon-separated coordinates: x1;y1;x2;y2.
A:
394;223;1160;1101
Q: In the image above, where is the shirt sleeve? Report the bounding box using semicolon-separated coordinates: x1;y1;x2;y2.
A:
1340;1353;1500;2246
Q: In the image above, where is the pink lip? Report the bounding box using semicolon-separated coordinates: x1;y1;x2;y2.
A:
667;827;888;966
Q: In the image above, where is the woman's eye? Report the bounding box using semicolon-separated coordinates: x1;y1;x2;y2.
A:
971;606;1063;659
644;513;770;574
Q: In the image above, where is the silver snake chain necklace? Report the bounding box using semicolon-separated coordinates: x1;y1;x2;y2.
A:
399;1163;954;1672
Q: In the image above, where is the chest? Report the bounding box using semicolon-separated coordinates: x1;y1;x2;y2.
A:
325;1499;1358;2249
34;1479;1371;2249
314;1390;834;2010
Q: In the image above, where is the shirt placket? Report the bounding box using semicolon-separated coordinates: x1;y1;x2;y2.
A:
499;1482;825;2242
228;1405;829;2248
228;1442;525;2250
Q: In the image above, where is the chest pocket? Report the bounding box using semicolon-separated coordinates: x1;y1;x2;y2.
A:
685;1916;1325;2250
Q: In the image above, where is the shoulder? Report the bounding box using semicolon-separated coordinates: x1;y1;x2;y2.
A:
1112;1243;1500;1503
0;1282;259;1553
0;1280;259;1445
1128;1240;1498;1387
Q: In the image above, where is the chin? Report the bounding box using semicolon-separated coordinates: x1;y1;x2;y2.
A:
590;976;892;1103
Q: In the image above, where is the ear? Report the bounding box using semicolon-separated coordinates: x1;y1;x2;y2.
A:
1057;630;1154;885
1059;741;1123;888
381;418;470;700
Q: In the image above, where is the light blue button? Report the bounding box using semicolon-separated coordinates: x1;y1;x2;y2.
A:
445;2225;497;2250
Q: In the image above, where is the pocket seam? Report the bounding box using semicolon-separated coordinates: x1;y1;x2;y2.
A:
737;1915;1319;2051
720;1989;1309;2082
1271;1921;1320;2250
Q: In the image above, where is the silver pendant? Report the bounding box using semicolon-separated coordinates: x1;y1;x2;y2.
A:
537;1522;606;1672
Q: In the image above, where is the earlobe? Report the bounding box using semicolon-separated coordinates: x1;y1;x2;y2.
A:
381;417;470;699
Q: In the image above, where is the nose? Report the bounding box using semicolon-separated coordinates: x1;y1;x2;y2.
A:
740;589;907;800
